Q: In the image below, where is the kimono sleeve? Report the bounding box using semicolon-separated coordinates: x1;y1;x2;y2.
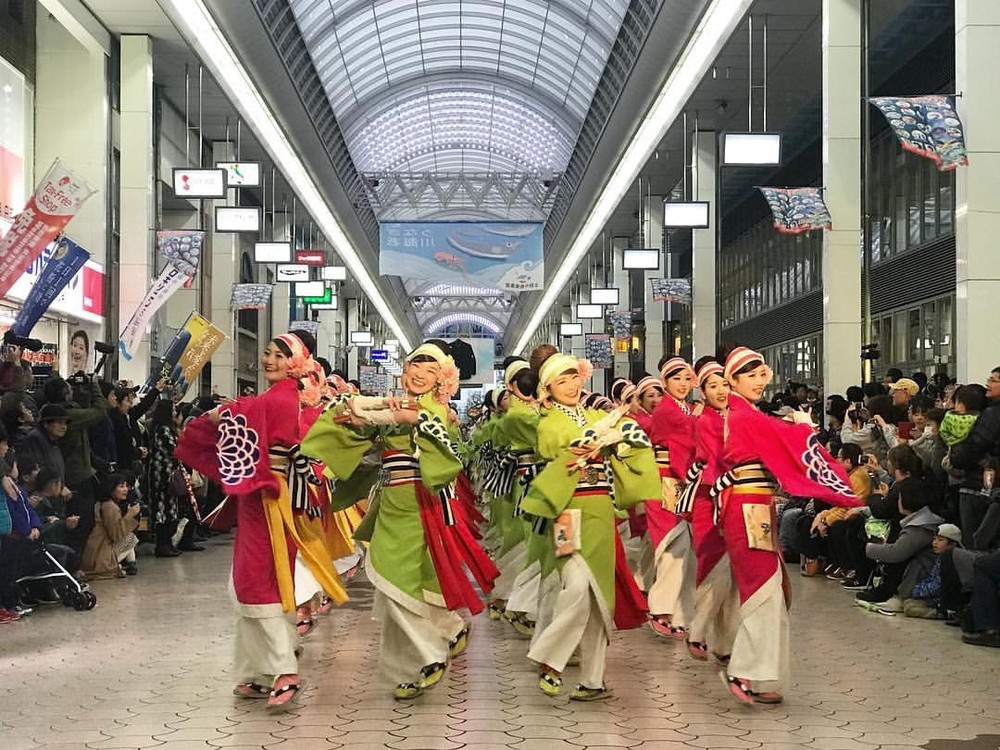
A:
415;400;463;492
520;413;578;519
609;417;661;508
301;401;378;481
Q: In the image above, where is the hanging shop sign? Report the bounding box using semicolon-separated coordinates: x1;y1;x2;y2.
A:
215;206;261;232
379;221;543;291
215;161;261;187
370;349;389;362
757;187;832;235
172;168;226;199
276;264;310;282
869;95;968;171
295;249;326;266
254;241;292;263
0;159;97;301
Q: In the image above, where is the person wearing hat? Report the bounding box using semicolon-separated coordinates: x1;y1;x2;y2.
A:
900;523;963;619
15;404;70;491
889;378;920;423
302;340;497;700
521;352;660;701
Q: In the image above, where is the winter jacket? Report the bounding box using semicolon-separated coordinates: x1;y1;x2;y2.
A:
6;482;43;537
0;488;10;536
951;398;1000;472
15;426;66;482
865;505;944;564
58;379;108;486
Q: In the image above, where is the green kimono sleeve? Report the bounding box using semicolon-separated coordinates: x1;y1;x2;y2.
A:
610;443;661;509
415;395;463;492
519;409;578;519
329;464;379;511
301;403;377;480
502;403;540;451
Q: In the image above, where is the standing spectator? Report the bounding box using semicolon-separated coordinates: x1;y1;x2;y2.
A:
88;382;118;472
147;400;184;557
109;381;164;475
961;549;1000;648
43;375;108;551
942;384;990;532
0;343;34;394
888;378;919;424
950;367;1000;543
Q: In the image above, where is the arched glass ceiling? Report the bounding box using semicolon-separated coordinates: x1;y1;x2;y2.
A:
287;0;630;177
426;312;503;336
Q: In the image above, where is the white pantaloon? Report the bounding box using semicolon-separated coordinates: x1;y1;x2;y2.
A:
233;608;298;685
492;541;527;601
375;590;464;684
646;522;696;627
688;553;740;656
726;570;790;690
527;554;608;689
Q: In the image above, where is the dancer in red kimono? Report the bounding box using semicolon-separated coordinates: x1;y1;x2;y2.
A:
645;359;699;639
715;346;859;705
175;333;347;711
683;359;740;664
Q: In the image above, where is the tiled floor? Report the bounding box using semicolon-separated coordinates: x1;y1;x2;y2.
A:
2;536;997;750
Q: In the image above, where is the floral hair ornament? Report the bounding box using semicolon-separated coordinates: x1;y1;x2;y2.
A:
537;353;592;401
504;359;530;386
405;342;459;404
300;359;325;408
696;360;725;389
723;346;772;386
659;356;694;383
275;333;311;378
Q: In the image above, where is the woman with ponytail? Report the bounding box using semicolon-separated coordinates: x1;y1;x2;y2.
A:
302;340;498;700
175;332;347;711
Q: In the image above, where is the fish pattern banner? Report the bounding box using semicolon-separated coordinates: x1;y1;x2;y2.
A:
230;283;273;311
757;187;832;235
869;95;968;171
650;277;693;304
379;221;543;291
608;310;633;342
585;334;614;368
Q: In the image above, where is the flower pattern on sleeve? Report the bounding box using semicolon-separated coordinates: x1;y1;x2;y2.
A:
217;413;261;487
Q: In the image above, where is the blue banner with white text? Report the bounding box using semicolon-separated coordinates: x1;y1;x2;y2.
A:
379;221;543;291
11;236;90;336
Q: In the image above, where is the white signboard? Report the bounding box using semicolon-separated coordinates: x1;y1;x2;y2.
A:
276;264;310;282
215;206;260;232
216;161;261;187
172;168;226;198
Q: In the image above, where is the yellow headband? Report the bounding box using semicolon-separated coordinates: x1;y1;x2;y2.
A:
538;353;578;393
406;342;448;365
504;360;530;385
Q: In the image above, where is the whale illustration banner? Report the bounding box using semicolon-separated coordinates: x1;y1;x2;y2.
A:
378;221;543;292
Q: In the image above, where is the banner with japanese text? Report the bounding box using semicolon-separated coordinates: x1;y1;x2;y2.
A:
0;160;96;300
379;221;543;291
118;231;205;360
869;95;968;171
758;187;832;235
145;312;225;397
11;237;90;335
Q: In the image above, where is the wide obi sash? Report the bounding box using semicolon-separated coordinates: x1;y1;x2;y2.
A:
269;445;321;515
574;459;611;497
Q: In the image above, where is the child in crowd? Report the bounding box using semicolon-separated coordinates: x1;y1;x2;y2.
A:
942;385;989;526
1;455;43;617
27;467;82;580
904;522;962;619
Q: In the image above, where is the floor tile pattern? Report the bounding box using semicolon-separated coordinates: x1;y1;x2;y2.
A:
1;537;997;749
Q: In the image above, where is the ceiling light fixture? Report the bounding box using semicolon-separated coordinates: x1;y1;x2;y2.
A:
512;0;752;354
158;0;413;351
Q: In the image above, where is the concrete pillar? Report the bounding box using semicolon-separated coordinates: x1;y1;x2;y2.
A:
691;131;717;363
117;35;154;384
346;298;359;379
611;237;630;381
821;0;863;396
207;141;239;395
643;195;665;374
955;2;1000;384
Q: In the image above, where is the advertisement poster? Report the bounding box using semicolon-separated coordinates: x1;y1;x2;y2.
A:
379;222;543;291
11;237;90;336
0;159;97;301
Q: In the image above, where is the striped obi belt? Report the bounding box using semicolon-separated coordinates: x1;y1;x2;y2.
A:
573;459;612;497
654;447;671;471
512;450;541;517
380;450;458;526
268;445;322;517
711;461;779;522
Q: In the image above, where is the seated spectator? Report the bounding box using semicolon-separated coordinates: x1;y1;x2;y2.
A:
859;480;944;615
81;474;140;579
27;467;82;577
842;394;898;465
940;489;1000;625
904;522;963;619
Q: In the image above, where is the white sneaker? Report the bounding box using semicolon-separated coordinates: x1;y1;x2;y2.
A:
875;595;902;613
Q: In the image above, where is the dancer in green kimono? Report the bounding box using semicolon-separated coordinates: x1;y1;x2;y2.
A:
302;341;496;700
522;353;660;700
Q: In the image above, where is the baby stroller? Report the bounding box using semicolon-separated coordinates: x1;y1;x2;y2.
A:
16;541;97;611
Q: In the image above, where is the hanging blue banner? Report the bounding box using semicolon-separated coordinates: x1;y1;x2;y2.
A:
869;95;968;172
378;221;543;291
11;236;90;336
